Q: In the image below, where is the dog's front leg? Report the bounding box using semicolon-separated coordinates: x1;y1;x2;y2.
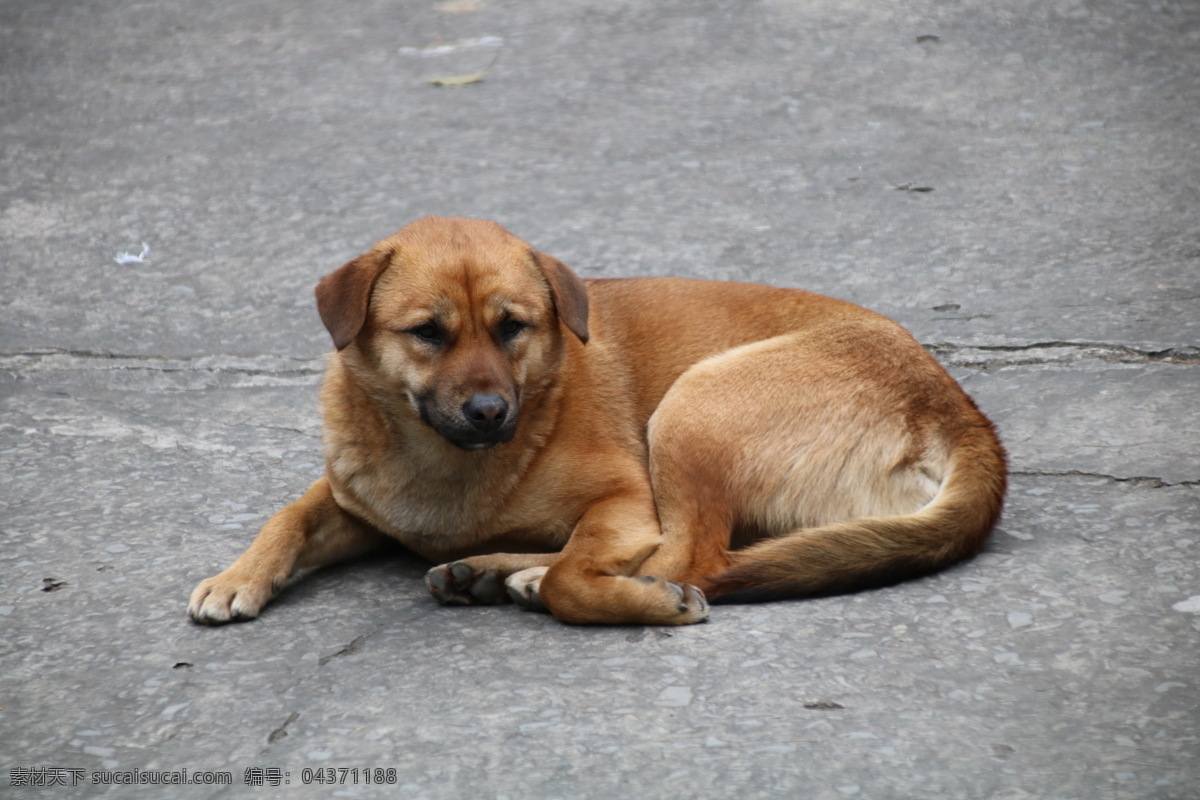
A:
188;477;384;624
522;490;710;626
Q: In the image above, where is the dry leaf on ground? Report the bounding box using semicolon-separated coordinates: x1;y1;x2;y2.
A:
428;71;487;87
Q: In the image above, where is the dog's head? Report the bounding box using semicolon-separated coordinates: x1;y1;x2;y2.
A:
314;217;589;451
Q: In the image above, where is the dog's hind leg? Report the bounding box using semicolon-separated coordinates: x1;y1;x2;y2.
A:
634;412;739;590
634;337;808;592
528;481;710;625
636;328;1004;601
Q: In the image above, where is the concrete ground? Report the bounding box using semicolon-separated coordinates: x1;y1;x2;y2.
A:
2;0;1197;797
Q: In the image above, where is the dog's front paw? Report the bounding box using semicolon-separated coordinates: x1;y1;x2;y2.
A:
426;561;511;606
188;569;278;625
505;566;550;612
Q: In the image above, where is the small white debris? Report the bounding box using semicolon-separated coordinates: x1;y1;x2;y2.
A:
399;36;503;56
114;243;150;265
1172;596;1200;614
1007;611;1033;629
160;702;189;720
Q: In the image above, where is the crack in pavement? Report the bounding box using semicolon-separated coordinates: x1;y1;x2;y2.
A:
317;631;376;667
928;341;1200;370
0;349;325;376
266;712;300;746
1011;469;1200;488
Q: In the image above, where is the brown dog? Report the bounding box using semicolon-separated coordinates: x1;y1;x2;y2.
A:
188;217;1006;626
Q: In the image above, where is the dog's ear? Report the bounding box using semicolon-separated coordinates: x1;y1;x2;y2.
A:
315;249;393;351
533;251;589;344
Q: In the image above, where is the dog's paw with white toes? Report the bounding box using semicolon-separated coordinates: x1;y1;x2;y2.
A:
187;571;276;625
506;566;550;612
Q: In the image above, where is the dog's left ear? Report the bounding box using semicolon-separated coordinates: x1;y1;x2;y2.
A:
533;251;589;344
315;249;393;350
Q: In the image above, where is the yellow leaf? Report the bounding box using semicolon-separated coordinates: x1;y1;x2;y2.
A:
428;71;486;87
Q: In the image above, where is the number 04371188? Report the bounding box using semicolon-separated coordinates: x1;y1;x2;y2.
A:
301;768;397;785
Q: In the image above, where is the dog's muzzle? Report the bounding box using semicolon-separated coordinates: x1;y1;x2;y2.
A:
421;392;518;451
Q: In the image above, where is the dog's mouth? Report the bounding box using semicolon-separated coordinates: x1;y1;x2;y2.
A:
436;422;517;452
445;432;512;452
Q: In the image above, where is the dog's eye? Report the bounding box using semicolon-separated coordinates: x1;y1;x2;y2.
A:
406;323;443;345
499;319;527;341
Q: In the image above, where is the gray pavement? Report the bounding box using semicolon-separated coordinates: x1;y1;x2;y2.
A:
2;0;1197;798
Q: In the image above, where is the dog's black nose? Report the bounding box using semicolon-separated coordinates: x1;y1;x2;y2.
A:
462;393;509;431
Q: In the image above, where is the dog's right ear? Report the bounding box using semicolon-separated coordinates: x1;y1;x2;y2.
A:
314;249;393;351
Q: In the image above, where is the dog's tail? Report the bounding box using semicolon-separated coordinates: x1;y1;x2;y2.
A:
705;420;1007;603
